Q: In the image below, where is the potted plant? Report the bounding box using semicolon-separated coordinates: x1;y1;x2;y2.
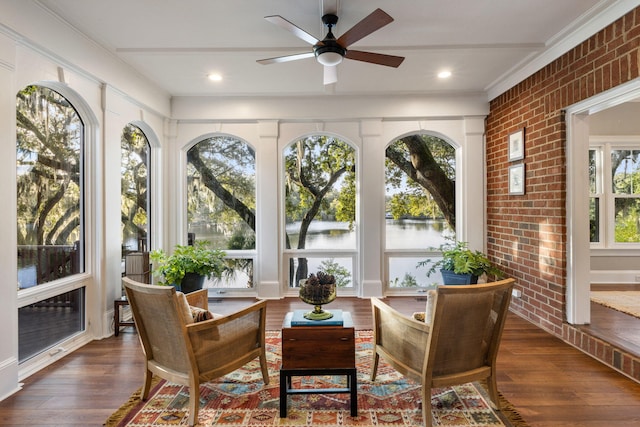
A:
419;240;503;285
150;240;227;293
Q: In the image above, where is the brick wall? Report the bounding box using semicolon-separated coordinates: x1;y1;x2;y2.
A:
486;8;640;380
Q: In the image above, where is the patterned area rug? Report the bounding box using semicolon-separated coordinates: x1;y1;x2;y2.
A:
105;331;527;427
591;291;640;319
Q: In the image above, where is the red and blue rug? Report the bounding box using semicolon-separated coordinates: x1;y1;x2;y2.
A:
105;331;527;426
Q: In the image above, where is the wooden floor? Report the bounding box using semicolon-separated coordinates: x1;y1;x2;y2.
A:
1;297;640;426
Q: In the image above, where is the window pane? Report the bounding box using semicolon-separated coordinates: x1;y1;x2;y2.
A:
121;124;150;256
590;197;600;243
17;85;84;288
388;256;440;288
186;136;256;289
18;287;85;362
614;198;640;242
589;149;598;194
205;257;254;289
611;149;640;194
385;135;455;250
384;135;455;291
187;136;256;249
289;257;353;289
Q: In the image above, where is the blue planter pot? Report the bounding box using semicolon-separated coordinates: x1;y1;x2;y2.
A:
440;269;479;285
173;272;206;293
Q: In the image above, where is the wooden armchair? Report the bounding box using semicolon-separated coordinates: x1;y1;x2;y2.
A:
370;278;515;427
122;277;269;427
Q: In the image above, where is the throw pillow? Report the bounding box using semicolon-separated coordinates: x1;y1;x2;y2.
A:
175;291;215;323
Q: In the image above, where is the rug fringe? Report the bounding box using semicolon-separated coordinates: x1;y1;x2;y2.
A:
498;390;529;427
103;377;161;427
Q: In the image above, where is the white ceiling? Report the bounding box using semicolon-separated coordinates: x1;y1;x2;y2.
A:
37;0;634;99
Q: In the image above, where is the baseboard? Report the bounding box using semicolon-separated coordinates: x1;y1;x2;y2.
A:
0;356;20;401
360;280;383;297
591;270;640;284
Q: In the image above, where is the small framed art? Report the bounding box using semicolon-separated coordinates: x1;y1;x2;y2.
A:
509;163;525;195
508;128;525;161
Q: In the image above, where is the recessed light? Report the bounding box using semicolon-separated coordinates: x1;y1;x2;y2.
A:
437;70;452;79
208;73;222;82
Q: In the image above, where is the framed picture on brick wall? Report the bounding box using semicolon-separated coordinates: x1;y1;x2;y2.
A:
509;163;525;195
508;128;525;161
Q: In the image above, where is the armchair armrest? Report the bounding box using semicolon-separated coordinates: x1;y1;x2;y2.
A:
186;300;267;380
185;288;208;310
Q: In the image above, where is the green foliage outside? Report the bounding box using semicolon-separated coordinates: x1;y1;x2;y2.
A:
318;258;351;288
389;273;418;288
611;150;640;243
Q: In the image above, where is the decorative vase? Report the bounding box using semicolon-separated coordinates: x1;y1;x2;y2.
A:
299;277;336;320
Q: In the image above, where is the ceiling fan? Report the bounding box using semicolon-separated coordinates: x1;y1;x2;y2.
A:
257;8;405;85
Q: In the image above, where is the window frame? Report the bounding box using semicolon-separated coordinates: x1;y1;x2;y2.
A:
185;134;258;295
589;137;640;250
16;82;96;374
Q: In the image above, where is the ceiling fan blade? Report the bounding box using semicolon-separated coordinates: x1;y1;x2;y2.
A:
323;65;337;85
264;15;320;45
257;52;315;65
345;50;404;68
336;8;394;48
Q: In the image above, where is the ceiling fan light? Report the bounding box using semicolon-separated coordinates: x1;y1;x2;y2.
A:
317;51;343;66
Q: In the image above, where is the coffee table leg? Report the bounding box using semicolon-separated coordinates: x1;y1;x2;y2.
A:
279;370;288;418
349;369;358;416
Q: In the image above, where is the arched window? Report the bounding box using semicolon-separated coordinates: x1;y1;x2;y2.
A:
16;85;85;362
283;135;357;291
187;135;256;290
385;134;455;289
121;124;151;256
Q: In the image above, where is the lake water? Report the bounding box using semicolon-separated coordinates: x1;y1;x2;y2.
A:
286;219;452;250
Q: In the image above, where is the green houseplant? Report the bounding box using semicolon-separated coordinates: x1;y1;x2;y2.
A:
419;240;503;285
150;240;227;292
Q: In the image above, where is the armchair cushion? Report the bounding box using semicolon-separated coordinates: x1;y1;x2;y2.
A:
176;291;215;323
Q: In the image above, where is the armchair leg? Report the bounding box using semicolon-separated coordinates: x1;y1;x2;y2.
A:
486;374;501;410
422;385;432;427
370;352;380;381
141;368;153;400
187;381;200;427
260;351;270;385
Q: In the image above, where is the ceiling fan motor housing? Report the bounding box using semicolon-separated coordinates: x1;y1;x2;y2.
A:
315;14;346;65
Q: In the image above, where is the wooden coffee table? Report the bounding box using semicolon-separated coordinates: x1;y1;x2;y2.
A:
279;311;357;418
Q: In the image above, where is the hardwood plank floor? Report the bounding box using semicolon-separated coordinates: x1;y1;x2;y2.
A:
1;297;640;426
